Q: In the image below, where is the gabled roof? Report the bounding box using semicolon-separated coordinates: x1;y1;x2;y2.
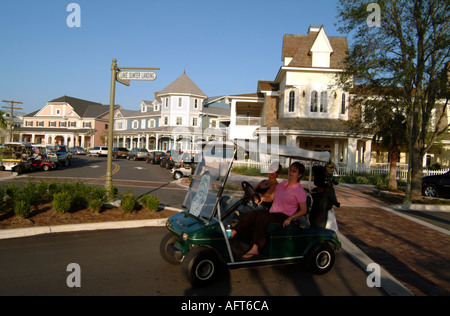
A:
158;73;207;97
42;95;118;118
282;26;348;69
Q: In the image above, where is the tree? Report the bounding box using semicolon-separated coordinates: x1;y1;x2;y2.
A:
336;0;450;201
0;111;6;129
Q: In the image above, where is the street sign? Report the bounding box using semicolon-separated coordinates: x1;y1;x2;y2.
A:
117;71;157;81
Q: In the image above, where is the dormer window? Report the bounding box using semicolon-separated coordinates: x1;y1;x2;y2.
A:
310;26;333;68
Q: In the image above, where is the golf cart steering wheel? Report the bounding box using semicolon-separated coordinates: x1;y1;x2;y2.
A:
242;181;261;204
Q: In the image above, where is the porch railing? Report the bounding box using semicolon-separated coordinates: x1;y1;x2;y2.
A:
232;160;449;178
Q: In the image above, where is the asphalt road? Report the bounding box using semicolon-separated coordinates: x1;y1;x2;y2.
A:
0;155;390;296
0;227;386;296
2;155;188;209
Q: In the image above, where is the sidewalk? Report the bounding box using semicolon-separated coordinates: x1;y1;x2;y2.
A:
334;184;450;296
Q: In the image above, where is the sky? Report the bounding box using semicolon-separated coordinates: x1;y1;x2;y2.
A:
0;0;346;115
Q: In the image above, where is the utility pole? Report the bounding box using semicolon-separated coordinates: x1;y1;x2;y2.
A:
2;100;23;142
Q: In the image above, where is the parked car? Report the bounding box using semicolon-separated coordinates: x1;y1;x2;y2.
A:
112;147;129;159
160;150;186;169
70;146;86;155
127;148;148;160
422;171;450;198
88;146;109;157
55;145;71;166
146;151;165;164
32;158;56;171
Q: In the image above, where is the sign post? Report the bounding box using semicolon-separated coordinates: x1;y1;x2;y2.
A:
105;59;159;200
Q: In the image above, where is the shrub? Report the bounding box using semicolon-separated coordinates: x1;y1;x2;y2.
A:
48;182;61;197
121;193;136;214
14;200;30;219
22;182;39;206
36;181;49;200
5;183;20;199
88;199;104;213
140;195;160;211
52;191;73;213
88;187;107;213
0;186;6;213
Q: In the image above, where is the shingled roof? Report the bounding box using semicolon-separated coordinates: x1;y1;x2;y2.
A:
282;27;348;69
48;96;111;118
158;72;207;97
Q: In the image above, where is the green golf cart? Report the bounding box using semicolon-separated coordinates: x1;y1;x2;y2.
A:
160;141;341;287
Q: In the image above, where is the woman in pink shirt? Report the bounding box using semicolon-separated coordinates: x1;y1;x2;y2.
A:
231;162;308;259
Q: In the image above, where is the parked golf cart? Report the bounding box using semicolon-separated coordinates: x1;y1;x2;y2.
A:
171;154;198;180
0;142;34;174
160;141;341;287
31;158;56;171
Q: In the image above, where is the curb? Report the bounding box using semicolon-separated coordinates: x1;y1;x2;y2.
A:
337;232;414;296
0;205;184;241
0;218;168;240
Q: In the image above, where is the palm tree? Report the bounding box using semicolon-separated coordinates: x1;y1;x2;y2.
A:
0;111;7;129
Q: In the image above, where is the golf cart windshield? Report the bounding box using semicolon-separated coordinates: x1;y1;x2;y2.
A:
182;140;331;223
183;141;235;222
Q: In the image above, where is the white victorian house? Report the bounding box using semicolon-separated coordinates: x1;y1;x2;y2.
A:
251;25;372;170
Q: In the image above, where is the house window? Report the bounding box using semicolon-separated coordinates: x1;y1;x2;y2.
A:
164;116;169;125
288;91;295;112
26;121;33;127
56;109;61;115
192;117;198;126
210;120;217;128
149;119;155;128
176;117;182;125
83;122;92;128
49;121;57;127
132;120;138;129
69;121;77;127
178;98;182;108
320;91;327;113
310;91;318;112
37;121;44;127
59;121;67;127
165;98;169;108
194;99;198;109
341;93;346;114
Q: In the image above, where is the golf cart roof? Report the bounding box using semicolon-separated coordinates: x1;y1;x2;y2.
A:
234;140;330;162
4;142;32;148
195;140;330;162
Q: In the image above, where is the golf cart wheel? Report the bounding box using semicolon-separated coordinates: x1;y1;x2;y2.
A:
423;184;438;197
160;233;183;265
304;243;335;275
182;247;220;287
43;164;50;171
174;171;183;180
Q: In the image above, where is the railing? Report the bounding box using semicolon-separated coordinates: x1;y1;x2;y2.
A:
232;160;449;178
335;163;449;179
235;116;261;126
